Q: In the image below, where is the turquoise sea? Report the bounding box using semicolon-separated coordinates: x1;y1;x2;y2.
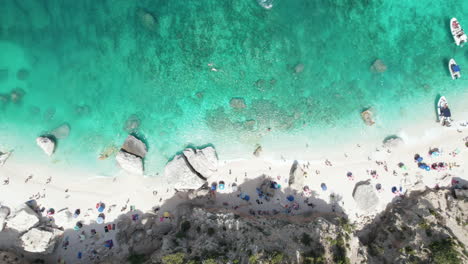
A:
0;0;467;174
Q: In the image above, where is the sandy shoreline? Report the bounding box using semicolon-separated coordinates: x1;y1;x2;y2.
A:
1;94;468;262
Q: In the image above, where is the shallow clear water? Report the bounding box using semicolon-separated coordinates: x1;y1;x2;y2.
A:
0;0;467;174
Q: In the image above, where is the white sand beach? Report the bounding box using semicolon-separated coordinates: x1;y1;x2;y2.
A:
1;96;468;263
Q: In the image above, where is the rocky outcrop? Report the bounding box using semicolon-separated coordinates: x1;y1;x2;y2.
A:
121;135;147;158
137;9;157;31
19;228;62;254
294;63;305;74
50;123;70;139
0;151;11;166
52;209;72;228
124;114;141;132
5;205;40;233
352;181;379;213
183;146;218;179
164;154;206;189
257;0;274;10
35;136;55;156
359;189;468;263
0;205;11;231
164;146;219;189
116;151;144;175
370;59;387;73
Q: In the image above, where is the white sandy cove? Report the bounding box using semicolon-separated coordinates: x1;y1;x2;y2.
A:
1;102;468;262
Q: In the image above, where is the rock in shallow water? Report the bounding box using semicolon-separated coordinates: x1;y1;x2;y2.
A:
36;136;55;156
137;9;157;31
361;109;375;126
16;68;30;80
51;123;70;139
370;59;387;73
124;114;141;132
294;63;305;74
10;88;25;103
257;0;274;9
121;135;147;158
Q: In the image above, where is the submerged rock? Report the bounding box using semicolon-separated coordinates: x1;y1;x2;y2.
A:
370;59;387;73
10;88;25;103
44;107;56;121
257;0;274;9
183;146;218;179
5;204;40;233
124;114;141;132
137;9;157;31
0;151;11;166
36;136;56;156
74;105;91;116
361;109;375;126
20;228;62;254
383;135;403;148
16;68;30;80
116;150;144;175
50;123;70;139
164;154;206;189
229;97;246;109
352;181;378;212
294;63;305;74
121;135;147;158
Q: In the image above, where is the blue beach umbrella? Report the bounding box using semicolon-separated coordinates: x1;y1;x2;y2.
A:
287;195;295;202
321;183;327;191
96;217;104;224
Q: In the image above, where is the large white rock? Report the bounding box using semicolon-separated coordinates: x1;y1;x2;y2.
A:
116;150;144;175
36;136;55;156
20;228;62;254
183;146;218;179
0;206;11;231
164;154;206;189
5;205;40;233
52;209;72;228
121;135;147;158
352;181;379;213
0;151;11;166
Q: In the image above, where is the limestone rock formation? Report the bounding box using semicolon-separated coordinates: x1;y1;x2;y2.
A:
116;150;144;175
36;136;55;156
0;205;11;231
52;209;72;228
182;146;218;179
352;181;379;213
370;59;387;73
19;228;62;254
164;154;206;189
121;135;147;158
0;151;11;166
229;97;246;109
50;123;70;139
5;205;40;233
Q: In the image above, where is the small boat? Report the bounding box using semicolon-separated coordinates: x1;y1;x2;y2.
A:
450;18;467;46
437;96;452;126
449;59;461;80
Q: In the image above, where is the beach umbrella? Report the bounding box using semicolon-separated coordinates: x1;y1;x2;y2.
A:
321;183;327;191
163;211;170;218
73;209;80;218
211;182;217;191
104;239;113;248
96;202;105;212
219;181;225;190
287;195;295;202
96;216;104;224
47;208;55;216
